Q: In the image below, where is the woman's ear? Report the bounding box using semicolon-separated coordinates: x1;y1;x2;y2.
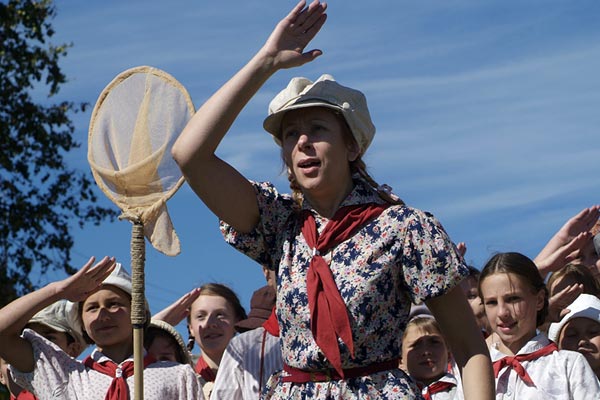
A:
346;141;360;163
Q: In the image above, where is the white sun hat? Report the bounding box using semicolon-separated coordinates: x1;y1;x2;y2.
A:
263;74;375;155
548;293;600;343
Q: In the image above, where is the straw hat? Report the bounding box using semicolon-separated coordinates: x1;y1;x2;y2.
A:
263;74;375;155
147;319;193;366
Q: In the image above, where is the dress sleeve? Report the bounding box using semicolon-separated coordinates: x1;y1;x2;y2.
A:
219;181;296;270
399;209;468;304
9;329;81;399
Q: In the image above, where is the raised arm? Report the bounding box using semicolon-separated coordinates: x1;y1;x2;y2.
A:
426;285;495;400
534;205;600;278
172;0;327;233
152;288;201;327
0;256;115;373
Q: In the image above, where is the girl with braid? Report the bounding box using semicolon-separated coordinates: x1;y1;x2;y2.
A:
476;252;600;399
172;1;494;398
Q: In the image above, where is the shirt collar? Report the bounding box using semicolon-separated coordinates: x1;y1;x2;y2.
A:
300;174;385;213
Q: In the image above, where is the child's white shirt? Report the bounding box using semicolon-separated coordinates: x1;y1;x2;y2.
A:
489;332;599;400
10;329;204;399
421;372;458;400
210;327;283;400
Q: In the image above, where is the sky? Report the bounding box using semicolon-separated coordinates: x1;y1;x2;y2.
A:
34;0;600;341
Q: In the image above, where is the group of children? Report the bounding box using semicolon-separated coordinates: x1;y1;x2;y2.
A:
0;257;281;400
403;250;600;400
2;218;599;400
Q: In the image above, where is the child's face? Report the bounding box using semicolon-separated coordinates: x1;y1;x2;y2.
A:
26;323;81;358
81;286;132;349
401;324;449;385
559;317;600;376
188;294;237;361
147;334;179;363
460;276;490;335
480;272;544;354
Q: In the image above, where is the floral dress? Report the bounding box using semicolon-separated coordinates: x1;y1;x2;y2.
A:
220;177;468;399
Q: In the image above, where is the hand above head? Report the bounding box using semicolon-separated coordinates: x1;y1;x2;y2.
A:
55;256;117;303
534;232;591;279
547;283;584;323
456;242;467;258
553;206;600;245
153;288;202;327
534;205;600;278
261;0;328;71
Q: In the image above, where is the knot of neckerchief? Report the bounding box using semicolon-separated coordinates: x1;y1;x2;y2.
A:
195;355;217;382
83;353;156;400
301;202;389;378
420;380;456;400
492;342;558;386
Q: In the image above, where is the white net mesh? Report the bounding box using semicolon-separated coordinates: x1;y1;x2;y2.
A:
88;66;194;256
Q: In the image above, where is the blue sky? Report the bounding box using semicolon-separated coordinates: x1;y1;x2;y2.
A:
40;1;600;340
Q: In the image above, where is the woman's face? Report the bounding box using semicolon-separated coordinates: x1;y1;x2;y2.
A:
280;107;359;199
559;317;600;376
81;286;132;349
480;272;544;354
188;294;237;361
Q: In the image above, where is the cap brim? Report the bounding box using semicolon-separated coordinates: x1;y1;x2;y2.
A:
263;101;343;146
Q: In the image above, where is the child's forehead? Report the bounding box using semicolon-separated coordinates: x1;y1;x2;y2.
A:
565;316;600;329
405;323;443;338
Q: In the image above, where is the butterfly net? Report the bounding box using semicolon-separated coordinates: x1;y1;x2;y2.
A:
88;66;193;257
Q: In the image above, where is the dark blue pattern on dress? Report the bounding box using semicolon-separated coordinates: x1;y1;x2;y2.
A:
220;177;467;399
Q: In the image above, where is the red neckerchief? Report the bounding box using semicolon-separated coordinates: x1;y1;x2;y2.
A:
420;380;456;400
262;307;279;337
83;353;156;400
301;203;389;378
10;390;38;400
492;342;558;386
195;356;217;382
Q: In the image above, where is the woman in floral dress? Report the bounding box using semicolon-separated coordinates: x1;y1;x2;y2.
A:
172;1;494;398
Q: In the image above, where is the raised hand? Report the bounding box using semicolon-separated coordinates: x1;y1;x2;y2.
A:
547;283;584;323
262;0;328;70
534;232;591;278
534;205;600;278
153;287;202;326
554;206;600;244
56;256;117;302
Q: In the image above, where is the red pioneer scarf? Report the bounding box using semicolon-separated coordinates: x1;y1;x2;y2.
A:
195;356;217;382
301;203;388;378
262;307;280;337
83;354;156;400
420;380;456;400
492;342;558;386
10;390;38;400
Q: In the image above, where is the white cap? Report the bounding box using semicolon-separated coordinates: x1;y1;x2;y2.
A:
27;300;87;352
263;74;376;155
548;293;600;342
101;262;132;295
